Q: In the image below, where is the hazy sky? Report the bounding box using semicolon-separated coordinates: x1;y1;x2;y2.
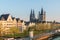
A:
0;0;60;22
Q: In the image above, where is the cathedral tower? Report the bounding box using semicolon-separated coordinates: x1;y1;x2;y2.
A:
30;8;46;22
38;11;41;21
30;9;36;22
38;8;46;22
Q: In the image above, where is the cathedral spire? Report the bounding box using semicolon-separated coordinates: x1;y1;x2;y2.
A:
32;9;35;18
41;8;44;15
30;9;36;22
39;11;40;15
38;11;41;21
31;9;32;14
38;11;40;18
30;9;33;21
30;9;33;17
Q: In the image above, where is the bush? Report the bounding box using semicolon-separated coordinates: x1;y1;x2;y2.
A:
0;37;4;40
4;30;29;38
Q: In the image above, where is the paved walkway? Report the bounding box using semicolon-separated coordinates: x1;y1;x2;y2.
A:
33;32;54;40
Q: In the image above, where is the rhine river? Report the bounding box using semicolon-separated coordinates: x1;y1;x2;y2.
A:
52;36;60;40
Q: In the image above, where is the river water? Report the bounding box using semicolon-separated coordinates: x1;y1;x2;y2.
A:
52;36;60;40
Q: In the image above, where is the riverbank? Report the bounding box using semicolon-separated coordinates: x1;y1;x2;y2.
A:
34;33;52;40
36;36;49;40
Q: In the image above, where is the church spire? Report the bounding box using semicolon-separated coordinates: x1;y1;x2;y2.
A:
38;11;40;18
30;9;33;21
38;11;41;21
30;9;36;22
31;9;32;14
30;9;33;17
41;8;44;15
39;11;40;15
32;9;35;18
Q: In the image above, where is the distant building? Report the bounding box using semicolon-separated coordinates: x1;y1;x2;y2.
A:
29;22;35;27
30;8;46;23
21;20;27;32
25;8;60;30
38;8;46;22
30;9;36;22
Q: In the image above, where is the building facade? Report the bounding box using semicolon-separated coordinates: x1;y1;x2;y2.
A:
0;14;25;34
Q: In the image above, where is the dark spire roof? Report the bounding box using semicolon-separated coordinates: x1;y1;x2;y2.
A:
16;18;20;22
0;14;10;20
30;9;33;17
38;11;40;17
39;11;40;15
12;17;15;20
41;8;44;15
32;9;35;18
21;20;23;23
31;9;32;14
33;9;34;14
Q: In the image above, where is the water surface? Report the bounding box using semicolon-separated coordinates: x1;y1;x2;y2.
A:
52;36;60;40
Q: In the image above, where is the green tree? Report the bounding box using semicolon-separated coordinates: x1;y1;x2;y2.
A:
9;27;20;34
4;27;21;38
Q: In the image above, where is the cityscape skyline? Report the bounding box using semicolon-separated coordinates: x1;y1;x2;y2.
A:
0;0;60;22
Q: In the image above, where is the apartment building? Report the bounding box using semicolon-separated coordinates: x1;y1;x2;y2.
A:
0;14;24;34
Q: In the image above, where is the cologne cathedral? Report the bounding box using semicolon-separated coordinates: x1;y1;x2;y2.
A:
30;8;46;23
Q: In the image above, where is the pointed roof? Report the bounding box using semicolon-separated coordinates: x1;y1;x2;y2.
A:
0;14;10;20
30;9;33;17
32;9;35;18
16;18;20;22
33;9;34;14
31;9;32;14
12;17;15;20
39;11;40;15
41;8;44;15
38;11;41;17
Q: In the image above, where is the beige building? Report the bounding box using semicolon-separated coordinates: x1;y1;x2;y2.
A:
29;22;35;27
0;14;25;34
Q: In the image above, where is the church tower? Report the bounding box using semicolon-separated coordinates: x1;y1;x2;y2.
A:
38;8;46;22
30;9;36;22
30;9;33;22
32;9;35;19
43;11;46;21
38;11;41;21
